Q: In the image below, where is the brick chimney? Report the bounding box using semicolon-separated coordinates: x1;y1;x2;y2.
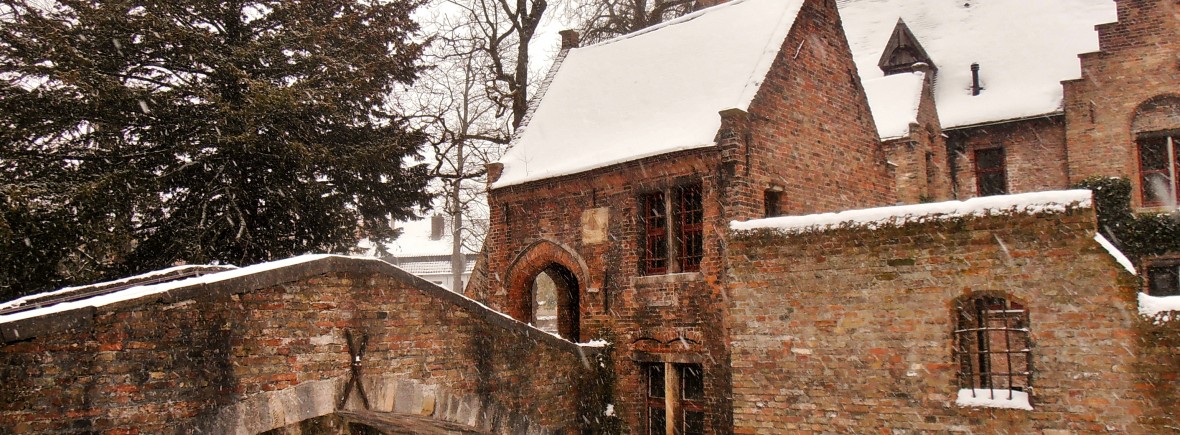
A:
430;214;445;240
559;30;580;49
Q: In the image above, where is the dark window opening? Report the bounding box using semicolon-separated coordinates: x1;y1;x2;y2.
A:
645;364;666;435
640;183;703;275
676;185;704;272
643;362;706;435
764;190;782;217
954;295;1031;398
642;191;668;274
680;364;705;435
974;148;1007;197
1147;261;1180;297
1138;135;1178;207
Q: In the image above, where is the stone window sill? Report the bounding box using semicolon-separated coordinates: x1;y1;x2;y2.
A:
631;272;701;286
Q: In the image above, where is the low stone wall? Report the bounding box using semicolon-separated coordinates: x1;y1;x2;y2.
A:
0;257;599;434
726;205;1178;433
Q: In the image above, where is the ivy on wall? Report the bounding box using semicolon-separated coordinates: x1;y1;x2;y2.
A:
1073;177;1180;261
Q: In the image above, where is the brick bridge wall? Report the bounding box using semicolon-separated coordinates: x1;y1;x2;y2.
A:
726;204;1180;433
0;257;600;434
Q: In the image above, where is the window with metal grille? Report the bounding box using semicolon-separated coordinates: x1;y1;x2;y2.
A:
1147;259;1180;297
642;191;668;274
1138;134;1178;207
974;148;1007;197
676;185;703;272
644;362;705;435
954;295;1031;399
640;183;703;275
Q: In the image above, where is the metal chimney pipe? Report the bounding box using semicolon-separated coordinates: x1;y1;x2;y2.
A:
970;63;981;96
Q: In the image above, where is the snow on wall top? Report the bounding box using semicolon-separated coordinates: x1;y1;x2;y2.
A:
839;0;1115;129
731;190;1093;233
863;71;925;140
0;254;366;325
493;0;805;188
0;264;235;312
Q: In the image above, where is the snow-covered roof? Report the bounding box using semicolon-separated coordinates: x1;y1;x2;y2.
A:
839;0;1116;129
863;71;926;140
358;215;480;258
493;0;806;188
731;190;1093;233
397;260;477;276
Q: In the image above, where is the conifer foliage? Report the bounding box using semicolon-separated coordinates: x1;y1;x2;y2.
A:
0;0;432;299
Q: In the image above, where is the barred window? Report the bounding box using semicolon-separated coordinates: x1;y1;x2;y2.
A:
954;295;1031;403
640;183;703;275
641;191;668;274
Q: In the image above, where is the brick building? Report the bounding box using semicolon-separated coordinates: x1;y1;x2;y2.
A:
3;0;1179;433
473;0;1180;432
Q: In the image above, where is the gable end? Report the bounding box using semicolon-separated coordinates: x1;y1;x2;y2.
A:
878;18;936;75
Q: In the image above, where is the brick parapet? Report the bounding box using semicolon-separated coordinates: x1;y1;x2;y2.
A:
0;257;597;433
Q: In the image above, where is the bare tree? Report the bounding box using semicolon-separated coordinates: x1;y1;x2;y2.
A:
400;0;546;291
459;0;549;129
562;0;697;45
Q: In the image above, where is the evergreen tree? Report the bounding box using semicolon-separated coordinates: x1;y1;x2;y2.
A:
0;0;432;300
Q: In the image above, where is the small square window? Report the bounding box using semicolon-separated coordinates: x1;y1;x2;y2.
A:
1147;262;1180;297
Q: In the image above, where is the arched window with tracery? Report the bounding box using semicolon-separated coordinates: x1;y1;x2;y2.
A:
953;294;1032;408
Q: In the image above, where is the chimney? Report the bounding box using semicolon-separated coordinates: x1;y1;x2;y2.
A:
486;162;504;186
970;63;982;96
430;214;445;240
559;30;580;49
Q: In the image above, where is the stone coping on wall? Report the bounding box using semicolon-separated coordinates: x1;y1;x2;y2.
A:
0;255;598;356
731;189;1094;234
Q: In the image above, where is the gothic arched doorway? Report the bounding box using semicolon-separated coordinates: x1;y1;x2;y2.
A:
529;264;580;341
503;240;588;342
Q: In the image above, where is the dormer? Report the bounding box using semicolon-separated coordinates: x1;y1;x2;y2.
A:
878;18;936;76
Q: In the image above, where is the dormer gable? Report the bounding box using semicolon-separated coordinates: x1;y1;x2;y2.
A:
878;18;936;75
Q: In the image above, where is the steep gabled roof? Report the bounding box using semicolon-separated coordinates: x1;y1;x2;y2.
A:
493;0;806;188
841;0;1116;129
863;71;926;140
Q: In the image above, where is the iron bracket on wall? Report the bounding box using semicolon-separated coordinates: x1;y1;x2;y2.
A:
338;329;371;410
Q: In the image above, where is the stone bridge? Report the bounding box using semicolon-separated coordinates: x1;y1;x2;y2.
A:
0;256;606;434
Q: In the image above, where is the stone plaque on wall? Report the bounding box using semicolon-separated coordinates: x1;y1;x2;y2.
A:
581;207;610;244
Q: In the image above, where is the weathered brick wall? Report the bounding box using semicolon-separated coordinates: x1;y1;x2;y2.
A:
734;0;896;220
948;116;1070;199
477;1;897;431
0;258;595;434
482;148;734;432
726;206;1179;433
1062;0;1180;207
